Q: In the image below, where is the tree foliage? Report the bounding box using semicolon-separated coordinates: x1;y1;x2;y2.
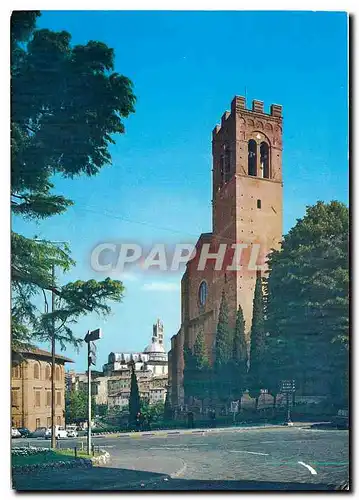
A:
65;389;95;423
265;201;349;403
11;11;135;350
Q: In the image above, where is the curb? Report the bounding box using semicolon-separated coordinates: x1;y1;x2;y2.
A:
89;422;315;440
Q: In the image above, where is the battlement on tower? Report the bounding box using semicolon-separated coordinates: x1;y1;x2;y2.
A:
212;95;282;137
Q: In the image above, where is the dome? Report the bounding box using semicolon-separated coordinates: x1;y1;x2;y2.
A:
144;342;165;354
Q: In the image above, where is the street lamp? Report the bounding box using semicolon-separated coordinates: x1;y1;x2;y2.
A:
84;328;102;455
280;380;295;426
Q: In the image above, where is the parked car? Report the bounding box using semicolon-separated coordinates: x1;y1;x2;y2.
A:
65;425;78;438
45;425;68;439
11;428;21;438
31;427;48;438
17;427;31;438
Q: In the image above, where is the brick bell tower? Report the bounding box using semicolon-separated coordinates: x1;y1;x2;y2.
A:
211;96;283;340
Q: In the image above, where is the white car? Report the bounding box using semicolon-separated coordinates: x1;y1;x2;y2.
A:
66;425;78;438
45;425;68;439
11;428;21;438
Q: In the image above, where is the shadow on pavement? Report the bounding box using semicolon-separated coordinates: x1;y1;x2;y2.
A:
12;466;339;492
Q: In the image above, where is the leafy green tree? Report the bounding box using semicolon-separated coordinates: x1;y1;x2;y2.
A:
248;275;266;410
11;11;135;350
140;401;165;422
266;201;349;404
231;304;248;408
65;390;95;423
128;364;141;425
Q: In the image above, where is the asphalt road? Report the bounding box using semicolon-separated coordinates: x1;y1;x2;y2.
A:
12;426;349;491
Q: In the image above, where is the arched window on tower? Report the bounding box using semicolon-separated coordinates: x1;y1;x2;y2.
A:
260;142;270;179
248;140;257;176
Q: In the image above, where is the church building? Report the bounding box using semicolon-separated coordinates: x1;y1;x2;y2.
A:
168;96;283;407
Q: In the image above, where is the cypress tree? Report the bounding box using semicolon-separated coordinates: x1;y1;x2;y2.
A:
233;304;247;366
183;342;196;403
248;274;266;410
232;304;247;404
193;330;209;370
215;291;232;367
214;291;233;405
128;362;141;425
193;330;210;406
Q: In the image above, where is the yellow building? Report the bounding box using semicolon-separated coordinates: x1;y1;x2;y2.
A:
11;347;73;431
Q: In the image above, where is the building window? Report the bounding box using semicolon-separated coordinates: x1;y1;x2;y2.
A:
46;391;51;407
248;139;257;176
55;367;60;381
35;391;41;407
57;416;61;425
47;417;51;428
34;363;40;380
56;392;61;406
257;199;261;209
36;418;40;429
199;280;208;306
260;142;270;178
45;365;51;380
11;390;19;408
12;364;20;379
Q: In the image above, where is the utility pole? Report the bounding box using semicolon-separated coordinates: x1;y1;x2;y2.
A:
84;328;102;456
87;338;92;455
51;263;56;449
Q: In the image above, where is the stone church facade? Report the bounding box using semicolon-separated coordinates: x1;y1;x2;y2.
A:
168;96;283;407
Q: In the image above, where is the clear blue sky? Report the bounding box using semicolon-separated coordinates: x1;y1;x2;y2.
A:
13;11;348;372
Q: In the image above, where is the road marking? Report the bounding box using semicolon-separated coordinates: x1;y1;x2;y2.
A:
229;450;269;456
149;445;209;450
298;461;318;475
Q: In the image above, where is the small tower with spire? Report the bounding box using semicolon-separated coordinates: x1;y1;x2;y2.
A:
152;319;164;346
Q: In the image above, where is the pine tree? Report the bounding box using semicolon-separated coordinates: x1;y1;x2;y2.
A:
11;12;135;350
248;274;266;410
128;363;141;426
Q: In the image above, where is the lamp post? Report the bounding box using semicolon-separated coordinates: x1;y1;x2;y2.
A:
280;380;295;426
84;328;102;455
